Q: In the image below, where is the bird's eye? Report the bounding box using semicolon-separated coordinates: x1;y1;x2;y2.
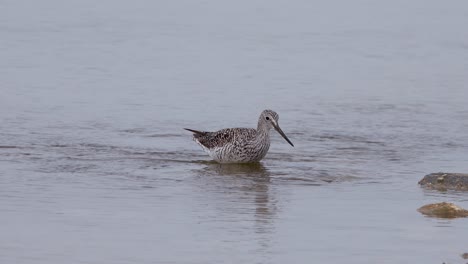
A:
265;116;270;120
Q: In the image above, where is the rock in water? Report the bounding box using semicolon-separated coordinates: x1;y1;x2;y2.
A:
418;202;468;218
418;172;468;191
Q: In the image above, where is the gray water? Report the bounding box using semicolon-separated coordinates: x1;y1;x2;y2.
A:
1;0;468;263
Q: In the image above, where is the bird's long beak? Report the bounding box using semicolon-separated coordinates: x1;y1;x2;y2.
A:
273;122;294;147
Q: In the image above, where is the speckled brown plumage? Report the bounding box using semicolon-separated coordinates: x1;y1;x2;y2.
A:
185;110;294;163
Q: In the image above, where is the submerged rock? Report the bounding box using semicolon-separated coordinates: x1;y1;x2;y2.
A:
418;172;468;191
418;202;468;219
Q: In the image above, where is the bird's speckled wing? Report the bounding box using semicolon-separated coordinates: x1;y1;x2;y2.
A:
191;128;257;149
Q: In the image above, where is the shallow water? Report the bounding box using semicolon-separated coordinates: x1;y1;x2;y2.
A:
1;0;468;263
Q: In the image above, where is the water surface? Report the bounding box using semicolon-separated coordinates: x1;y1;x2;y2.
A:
1;0;468;263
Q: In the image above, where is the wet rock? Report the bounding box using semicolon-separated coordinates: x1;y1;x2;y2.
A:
462;252;468;259
418;202;468;219
418;172;468;191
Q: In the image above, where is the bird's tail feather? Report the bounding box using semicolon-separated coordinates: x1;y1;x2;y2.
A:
184;128;205;135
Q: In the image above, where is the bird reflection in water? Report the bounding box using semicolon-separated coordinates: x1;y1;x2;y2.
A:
202;162;269;177
194;162;277;252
